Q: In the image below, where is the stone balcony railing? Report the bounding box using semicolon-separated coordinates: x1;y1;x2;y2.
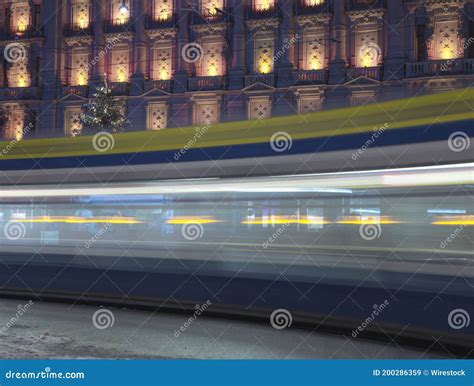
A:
246;5;279;19
62;85;89;98
0;87;40;100
293;69;327;84
406;58;474;78
104;19;133;34
188;76;227;91
63;23;93;37
348;0;385;10
347;66;382;80
0;26;44;40
245;74;275;87
145;15;176;29
108;82;130;95
144;79;173;93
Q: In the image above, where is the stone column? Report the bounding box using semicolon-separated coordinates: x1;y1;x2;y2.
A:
91;0;106;86
406;6;417;62
276;0;296;87
328;0;347;84
228;0;245;89
130;0;146;94
384;0;405;80
173;0;191;93
38;0;65;136
127;0;147;130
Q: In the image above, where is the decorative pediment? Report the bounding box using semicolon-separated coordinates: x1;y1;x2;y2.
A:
425;0;466;15
105;31;134;44
346;8;385;24
141;87;172;97
246;18;279;32
64;35;94;47
345;75;381;87
296;13;332;29
192;22;228;35
145;27;177;41
242;82;275;92
59;92;89;102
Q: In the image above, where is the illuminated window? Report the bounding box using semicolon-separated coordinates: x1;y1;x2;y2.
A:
200;0;223;17
435;21;458;60
253;0;274;12
11;3;30;33
111;49;130;82
111;0;130;25
357;33;381;68
65;107;83;136
70;50;89;86
304;35;324;70
255;34;274;74
147;103;168;130
201;42;224;77
304;0;323;6
8;59;30;88
152;45;172;80
72;0;90;29
10;110;25;141
153;0;172;21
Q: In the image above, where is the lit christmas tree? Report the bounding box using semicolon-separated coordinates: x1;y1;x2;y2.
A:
78;78;130;135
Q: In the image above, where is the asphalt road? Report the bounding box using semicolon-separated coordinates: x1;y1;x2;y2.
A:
0;298;443;360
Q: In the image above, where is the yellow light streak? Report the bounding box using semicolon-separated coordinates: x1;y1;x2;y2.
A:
167;216;221;224
432;216;474;226
336;216;401;225
242;216;329;225
14;216;142;224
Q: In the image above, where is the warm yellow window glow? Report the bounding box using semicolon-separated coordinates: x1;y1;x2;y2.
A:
17;75;28;87
116;69;128;82
258;59;271;74
440;45;455;60
18;20;26;32
254;0;273;11
78;17;88;29
159;69;170;80
305;0;323;5
359;42;380;68
309;57;322;70
76;71;87;86
15;127;23;141
207;64;218;76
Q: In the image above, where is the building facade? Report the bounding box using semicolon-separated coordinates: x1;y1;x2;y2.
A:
0;0;473;139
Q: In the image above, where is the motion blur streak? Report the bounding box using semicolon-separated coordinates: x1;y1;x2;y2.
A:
0;162;472;352
167;216;221;224
13;216;143;224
